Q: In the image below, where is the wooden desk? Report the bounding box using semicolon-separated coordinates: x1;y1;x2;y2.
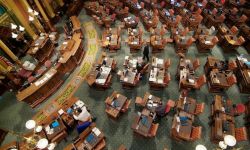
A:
123;56;145;71
151;57;166;69
86;66;112;89
131;110;154;137
44;117;67;142
204;56;226;75
102;28;121;51
171;114;193;141
149;68;170;89
235;56;250;93
84;1;103;17
196;35;217;53
124;0;142;15
211;95;234;116
208;69;233;92
176;97;197;114
70;16;82;34
58;33;85;73
177;58;198;90
211;116;235;143
127;28;143;53
142;92;162;111
27;35;55;63
66;0;84;17
16;68;63;108
140;10;158;31
64;124;105;150
105;92;130;118
150;35;165;53
97;55;117;71
119;69;138;87
174;35;194;53
124;16;138;28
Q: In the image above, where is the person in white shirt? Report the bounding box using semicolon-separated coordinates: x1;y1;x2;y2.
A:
73;107;91;122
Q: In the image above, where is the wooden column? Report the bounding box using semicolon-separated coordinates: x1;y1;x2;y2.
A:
0;40;21;66
56;0;64;7
42;0;55;18
34;0;56;32
4;0;37;39
20;0;45;33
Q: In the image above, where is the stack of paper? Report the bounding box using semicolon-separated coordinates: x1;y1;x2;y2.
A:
92;127;101;136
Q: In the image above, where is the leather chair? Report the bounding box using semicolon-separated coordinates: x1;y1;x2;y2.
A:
190;126;202;141
230;26;239;35
227;75;237;86
149;123;159;137
195;75;206;90
228;60;237;71
235;127;248;141
194;103;205;115
193;59;200;71
121;100;131;113
165;59;171;69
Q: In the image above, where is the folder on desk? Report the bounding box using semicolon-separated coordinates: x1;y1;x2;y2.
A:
51;120;59;128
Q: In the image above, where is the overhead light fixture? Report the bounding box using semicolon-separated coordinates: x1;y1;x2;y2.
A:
11;33;18;38
34;10;39;16
29;16;34;21
28;8;33;13
19;26;25;32
11;23;17;29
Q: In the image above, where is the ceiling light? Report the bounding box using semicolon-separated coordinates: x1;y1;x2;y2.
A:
11;23;17;29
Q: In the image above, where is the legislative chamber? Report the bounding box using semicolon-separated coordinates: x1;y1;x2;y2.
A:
0;0;250;150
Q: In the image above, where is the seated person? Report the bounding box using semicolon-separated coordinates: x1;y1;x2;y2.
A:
73;107;91;123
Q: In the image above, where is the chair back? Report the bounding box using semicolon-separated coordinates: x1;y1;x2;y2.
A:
176;15;182;23
230;26;238;35
132;0;138;3
45;60;52;68
237;36;245;45
235;127;248;141
28;76;36;83
228;60;237;71
169;9;175;16
140;2;145;9
165;59;171;69
111;13;116;20
195;8;202;15
218;14;226;22
105;8;110;15
186;37;195;46
212;8;218;16
180;1;186;7
124;7;129;12
239;15;248;23
193;59;200;71
149;123;159;137
239;0;246;5
202;0;208;8
164;73;171;85
135;17;140;23
190;126;202;141
160;1;165;8
195;103;205;115
140;63;149;74
196;75;206;89
232;7;238;15
227;75;237;86
212;36;219;44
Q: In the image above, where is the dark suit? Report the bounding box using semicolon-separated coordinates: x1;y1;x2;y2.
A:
143;45;150;61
